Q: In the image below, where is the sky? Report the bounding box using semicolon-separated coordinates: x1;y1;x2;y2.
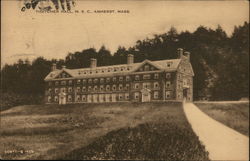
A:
1;0;249;66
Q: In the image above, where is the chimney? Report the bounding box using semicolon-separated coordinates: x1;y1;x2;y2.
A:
90;58;97;68
184;51;190;61
51;63;57;71
127;54;134;64
62;65;66;69
177;48;183;58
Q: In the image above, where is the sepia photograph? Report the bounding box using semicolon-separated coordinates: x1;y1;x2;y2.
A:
0;0;249;160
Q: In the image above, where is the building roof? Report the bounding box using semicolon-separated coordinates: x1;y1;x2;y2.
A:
44;59;182;81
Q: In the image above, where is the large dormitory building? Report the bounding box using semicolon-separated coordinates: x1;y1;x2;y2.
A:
44;48;194;104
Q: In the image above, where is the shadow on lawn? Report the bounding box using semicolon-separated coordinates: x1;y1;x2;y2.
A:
59;122;209;161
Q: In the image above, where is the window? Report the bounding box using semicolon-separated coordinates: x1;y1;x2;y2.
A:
82;86;86;92
154;91;159;99
106;85;110;91
48;88;52;93
112;85;116;91
154;74;159;79
125;93;129;100
94;85;98;91
77;79;81;84
183;79;188;86
77;87;81;92
119;94;123;100
166;73;171;79
55;81;59;86
76;95;80;101
48;82;52;86
135;75;140;81
48;96;51;102
69;80;72;85
113;77;117;82
151;66;155;70
144;65;149;71
119;76;123;82
119;84;123;90
54;96;58;102
166;81;171;88
88;79;92;84
125;84;130;90
139;68;143;71
154;82;159;89
126;76;130;81
61;87;66;93
100;78;104;83
166;91;171;99
94;79;98;84
82;95;86;101
61;81;66;85
106;78;110;83
88;86;92;91
82;79;86;84
55;88;59;93
143;74;151;80
100;85;104;91
143;82;150;89
134;83;139;89
68;87;72;92
68;95;72;102
135;92;139;99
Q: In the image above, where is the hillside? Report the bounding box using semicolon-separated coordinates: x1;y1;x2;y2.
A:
195;101;249;136
0;102;209;160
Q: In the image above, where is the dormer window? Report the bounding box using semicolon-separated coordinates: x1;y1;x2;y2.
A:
167;62;172;67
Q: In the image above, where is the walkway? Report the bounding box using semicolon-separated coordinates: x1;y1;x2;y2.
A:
183;103;249;160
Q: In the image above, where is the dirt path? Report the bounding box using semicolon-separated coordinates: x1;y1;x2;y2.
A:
183;103;249;160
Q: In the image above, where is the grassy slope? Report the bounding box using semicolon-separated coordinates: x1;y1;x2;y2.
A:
195;102;249;136
0;102;209;160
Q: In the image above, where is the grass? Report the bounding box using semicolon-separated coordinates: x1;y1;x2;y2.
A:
195;101;249;136
0;102;209;160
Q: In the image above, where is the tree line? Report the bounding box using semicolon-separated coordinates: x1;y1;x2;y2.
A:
0;22;249;106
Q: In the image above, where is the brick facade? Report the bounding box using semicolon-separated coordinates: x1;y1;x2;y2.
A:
44;49;194;104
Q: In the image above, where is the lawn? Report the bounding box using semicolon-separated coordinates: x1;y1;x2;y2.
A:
195;101;249;136
0;102;209;160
